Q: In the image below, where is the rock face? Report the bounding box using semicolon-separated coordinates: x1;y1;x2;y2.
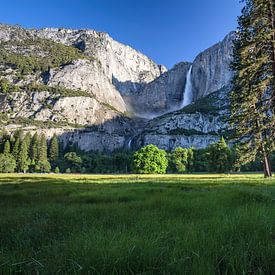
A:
126;62;191;116
47;59;126;113
36;27;167;94
135;88;231;151
0;23;235;152
191;32;235;100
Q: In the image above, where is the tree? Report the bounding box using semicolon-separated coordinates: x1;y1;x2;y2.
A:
133;144;168;174
30;132;39;163
49;134;59;168
207;137;231;173
3;140;10;155
12;137;20;164
17;137;30;173
230;0;275;177
170;147;189;173
0;154;16;173
64;152;82;172
35;134;51;173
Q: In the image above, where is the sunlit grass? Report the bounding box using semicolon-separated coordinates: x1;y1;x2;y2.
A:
0;174;274;273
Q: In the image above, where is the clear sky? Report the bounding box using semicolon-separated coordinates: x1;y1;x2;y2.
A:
0;0;242;68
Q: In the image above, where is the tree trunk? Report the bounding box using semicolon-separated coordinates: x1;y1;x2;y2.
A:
262;148;272;178
268;0;275;106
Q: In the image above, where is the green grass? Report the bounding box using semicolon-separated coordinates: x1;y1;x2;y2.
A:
0;174;274;274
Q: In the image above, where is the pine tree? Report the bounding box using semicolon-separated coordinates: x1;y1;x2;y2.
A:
49;134;59;168
3;140;10;155
18;137;30;173
30;132;39;163
36;133;51;173
12;137;20;163
230;0;275;177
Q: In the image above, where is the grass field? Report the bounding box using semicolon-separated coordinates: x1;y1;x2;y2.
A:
0;174;274;274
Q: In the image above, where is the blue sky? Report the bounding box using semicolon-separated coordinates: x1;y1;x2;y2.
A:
0;0;242;68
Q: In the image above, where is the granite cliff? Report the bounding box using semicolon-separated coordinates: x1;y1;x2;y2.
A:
0;24;234;151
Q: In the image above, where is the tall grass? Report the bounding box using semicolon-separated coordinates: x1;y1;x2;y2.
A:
0;174;274;274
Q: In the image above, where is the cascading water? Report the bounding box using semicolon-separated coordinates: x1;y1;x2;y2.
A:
181;65;193;108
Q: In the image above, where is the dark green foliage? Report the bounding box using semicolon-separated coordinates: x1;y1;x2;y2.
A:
30;132;39;163
193;148;210;172
207;137;231;173
64;152;82;173
230;0;275;177
133;144;168;174
49;134;59;168
36;134;51;172
17;137;30;173
11;137;20;162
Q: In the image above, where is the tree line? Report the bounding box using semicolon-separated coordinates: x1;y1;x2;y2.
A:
0;130;273;174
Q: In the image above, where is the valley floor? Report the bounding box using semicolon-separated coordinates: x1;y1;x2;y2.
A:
0;174;274;274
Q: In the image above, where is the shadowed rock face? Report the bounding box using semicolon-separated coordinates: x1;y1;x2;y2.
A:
0;24;235;151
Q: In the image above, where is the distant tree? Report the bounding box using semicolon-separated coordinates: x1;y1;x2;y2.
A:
17;137;30;173
35;134;51;173
207;137;231;173
230;0;275;177
64;152;82;172
12;137;20;163
3;140;11;155
193;148;210;172
49;134;59;168
133;144;168;174
0;154;16;173
30;132;39;163
170;147;189;173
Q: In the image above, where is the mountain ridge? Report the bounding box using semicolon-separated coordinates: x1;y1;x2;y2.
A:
0;23;235;152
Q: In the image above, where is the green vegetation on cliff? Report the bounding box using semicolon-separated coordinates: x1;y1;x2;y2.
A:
0;38;92;75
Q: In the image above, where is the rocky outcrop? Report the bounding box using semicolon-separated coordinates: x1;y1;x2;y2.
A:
36;27;167;94
125;62;191;116
134;88;231;150
46;59;127;113
191;32;235;100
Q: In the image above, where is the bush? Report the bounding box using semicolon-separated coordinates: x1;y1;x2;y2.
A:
133;144;168;174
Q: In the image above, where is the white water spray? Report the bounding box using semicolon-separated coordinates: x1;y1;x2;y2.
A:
181;65;193;108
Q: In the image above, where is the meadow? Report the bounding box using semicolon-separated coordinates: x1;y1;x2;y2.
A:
0;173;274;274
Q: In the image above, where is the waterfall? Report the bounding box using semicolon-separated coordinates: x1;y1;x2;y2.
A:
127;137;133;150
181;65;193;108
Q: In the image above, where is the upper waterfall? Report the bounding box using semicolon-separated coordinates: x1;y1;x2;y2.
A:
181;65;193;108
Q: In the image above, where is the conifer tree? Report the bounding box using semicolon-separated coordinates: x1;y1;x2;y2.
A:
12;137;20;163
49;134;59;168
18;137;30;173
3;140;10;155
36;133;51;173
230;0;275;177
30;132;39;163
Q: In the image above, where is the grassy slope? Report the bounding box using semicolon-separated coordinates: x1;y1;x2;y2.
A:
0;174;274;274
